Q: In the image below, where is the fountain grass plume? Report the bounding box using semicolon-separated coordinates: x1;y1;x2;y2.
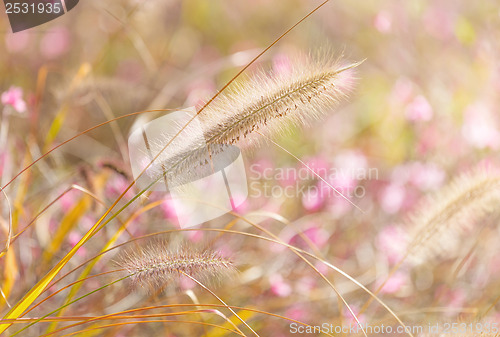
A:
118;242;235;291
144;53;361;186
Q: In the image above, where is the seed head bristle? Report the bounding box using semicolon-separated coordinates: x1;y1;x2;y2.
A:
200;55;360;147
144;53;360;185
118;243;235;291
407;167;500;265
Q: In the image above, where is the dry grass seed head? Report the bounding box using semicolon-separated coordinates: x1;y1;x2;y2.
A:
407;168;500;265
200;53;359;147
118;242;235;292
145;53;360;186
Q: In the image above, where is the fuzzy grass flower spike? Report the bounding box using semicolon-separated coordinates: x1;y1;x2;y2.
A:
144;54;361;189
200;54;361;147
118;242;235;291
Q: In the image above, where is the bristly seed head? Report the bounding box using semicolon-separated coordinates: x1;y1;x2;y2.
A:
407;167;500;265
145;53;361;185
118;243;235;291
200;53;361;147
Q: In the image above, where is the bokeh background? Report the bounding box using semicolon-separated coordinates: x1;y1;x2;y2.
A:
1;0;500;336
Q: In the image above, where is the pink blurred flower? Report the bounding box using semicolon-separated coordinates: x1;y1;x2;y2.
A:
5;31;31;53
391;162;445;191
68;231;87;257
408;162;445;191
105;175;134;199
342;304;366;325
416;125;440;155
289;224;329;248
269;240;287;253
302;184;325;212
378;271;408;294
285;306;307;321
436;286;466;310
303;156;330;177
334;150;368;173
251;158;274;174
80;215;95;232
59;189;77;212
179;274;196;290
423;5;455;40
49;218;58;233
40;26;70;59
331;150;366;192
161;197;177;220
374;10;392;33
68;231;80;246
328;196;353;217
1;86;27;113
379;183;405;214
250;158;277;183
303;225;329;248
390;77;414;105
269;274;292;297
230;192;249;213
376;225;408;264
462;102;500;149
330;171;357;192
296;276;316;295
250;159;274;173
314;261;329;275
186;230;204;243
405;95;433;121
391;164;412;185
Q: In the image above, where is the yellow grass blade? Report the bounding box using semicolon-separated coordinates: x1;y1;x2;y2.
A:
206;310;256;337
43;64;91;151
42;196;90;262
0;248;18;309
0;212;106;333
